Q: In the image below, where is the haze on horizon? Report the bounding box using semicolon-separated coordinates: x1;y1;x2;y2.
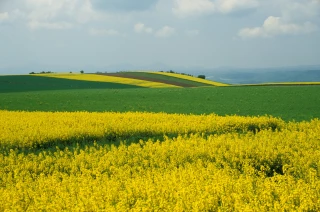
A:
0;0;320;74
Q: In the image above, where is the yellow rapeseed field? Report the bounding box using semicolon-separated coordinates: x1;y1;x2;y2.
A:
150;72;230;86
35;73;180;88
0;111;319;211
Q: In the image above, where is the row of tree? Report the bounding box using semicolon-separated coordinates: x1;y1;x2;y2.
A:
29;71;85;74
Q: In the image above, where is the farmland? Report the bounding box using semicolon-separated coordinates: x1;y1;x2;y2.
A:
0;111;319;211
0;85;319;121
0;75;142;93
34;73;179;88
0;72;320;211
99;72;229;87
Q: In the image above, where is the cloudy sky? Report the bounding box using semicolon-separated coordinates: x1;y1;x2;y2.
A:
1;0;320;74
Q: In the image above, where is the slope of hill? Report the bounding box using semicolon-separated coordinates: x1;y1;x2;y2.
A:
96;72;204;87
149;72;229;86
96;72;209;87
98;71;229;87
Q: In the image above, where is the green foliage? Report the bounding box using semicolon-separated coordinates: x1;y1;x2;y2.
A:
29;71;53;74
80;70;84;74
164;70;193;77
198;75;206;79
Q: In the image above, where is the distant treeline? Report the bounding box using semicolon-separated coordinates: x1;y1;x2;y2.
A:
159;70;206;79
159;70;194;77
117;70;206;79
29;71;55;74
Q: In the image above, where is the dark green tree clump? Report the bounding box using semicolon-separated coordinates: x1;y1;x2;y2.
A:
198;75;206;79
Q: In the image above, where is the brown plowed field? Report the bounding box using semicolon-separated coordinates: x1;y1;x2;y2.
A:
96;73;196;87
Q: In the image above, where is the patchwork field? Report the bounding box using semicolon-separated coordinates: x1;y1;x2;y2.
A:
149;71;230;86
35;73;180;88
0;72;320;211
99;72;229;87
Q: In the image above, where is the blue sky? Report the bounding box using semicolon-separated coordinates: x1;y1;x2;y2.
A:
0;0;320;74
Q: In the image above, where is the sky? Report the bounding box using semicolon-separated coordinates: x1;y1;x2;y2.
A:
0;0;320;74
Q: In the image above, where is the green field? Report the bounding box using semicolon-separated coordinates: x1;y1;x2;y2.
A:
0;75;141;93
1;86;319;121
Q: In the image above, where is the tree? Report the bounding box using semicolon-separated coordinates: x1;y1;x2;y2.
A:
80;70;84;74
198;75;206;79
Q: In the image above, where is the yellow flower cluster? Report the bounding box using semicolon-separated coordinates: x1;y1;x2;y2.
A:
0;111;319;211
34;73;180;88
0;111;283;149
150;72;230;86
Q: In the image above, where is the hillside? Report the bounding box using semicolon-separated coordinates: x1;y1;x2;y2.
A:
98;71;229;87
34;73;179;88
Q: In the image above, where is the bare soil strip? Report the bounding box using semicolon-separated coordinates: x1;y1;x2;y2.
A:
96;73;200;87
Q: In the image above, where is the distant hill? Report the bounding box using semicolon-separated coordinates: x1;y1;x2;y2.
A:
207;70;320;84
188;66;320;84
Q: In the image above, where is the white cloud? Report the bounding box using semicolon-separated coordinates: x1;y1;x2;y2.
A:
134;23;176;38
217;0;258;14
134;23;153;34
155;26;175;37
238;27;263;38
25;0;103;30
89;28;123;36
238;0;320;38
238;16;318;38
172;0;259;17
0;12;9;22
172;0;215;17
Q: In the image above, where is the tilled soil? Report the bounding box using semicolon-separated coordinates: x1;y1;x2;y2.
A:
96;73;198;87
